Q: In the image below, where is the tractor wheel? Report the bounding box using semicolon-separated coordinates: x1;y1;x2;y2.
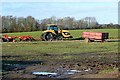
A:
58;36;63;40
41;32;54;41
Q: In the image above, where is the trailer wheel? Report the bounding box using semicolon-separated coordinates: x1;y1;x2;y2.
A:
90;39;94;42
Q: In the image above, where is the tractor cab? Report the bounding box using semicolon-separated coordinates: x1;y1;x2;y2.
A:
47;24;58;34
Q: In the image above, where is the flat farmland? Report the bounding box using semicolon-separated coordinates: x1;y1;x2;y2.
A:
1;29;119;78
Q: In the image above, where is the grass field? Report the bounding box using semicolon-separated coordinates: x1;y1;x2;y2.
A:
2;41;118;55
2;29;119;78
2;40;118;63
2;29;119;39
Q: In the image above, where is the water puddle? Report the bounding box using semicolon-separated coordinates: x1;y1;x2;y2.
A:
2;60;94;78
32;72;58;77
32;69;89;78
64;69;81;75
2;60;44;72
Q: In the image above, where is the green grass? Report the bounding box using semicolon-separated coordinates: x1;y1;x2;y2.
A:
2;41;118;55
2;29;119;61
2;29;119;39
2;41;118;61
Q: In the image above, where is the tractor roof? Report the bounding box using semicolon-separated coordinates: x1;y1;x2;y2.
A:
47;24;57;26
47;24;61;26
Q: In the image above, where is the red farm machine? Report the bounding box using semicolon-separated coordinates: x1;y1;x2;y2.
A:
1;34;34;42
1;34;16;42
82;32;109;42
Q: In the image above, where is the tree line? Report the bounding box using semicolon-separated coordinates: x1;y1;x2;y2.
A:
1;15;119;33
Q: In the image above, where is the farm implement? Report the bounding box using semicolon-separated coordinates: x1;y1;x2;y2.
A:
1;34;35;42
82;32;109;42
1;34;15;42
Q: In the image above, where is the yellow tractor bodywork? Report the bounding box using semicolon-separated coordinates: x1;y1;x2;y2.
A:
61;30;72;38
43;30;56;35
40;24;72;41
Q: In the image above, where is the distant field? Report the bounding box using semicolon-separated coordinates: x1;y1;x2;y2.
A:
2;29;118;39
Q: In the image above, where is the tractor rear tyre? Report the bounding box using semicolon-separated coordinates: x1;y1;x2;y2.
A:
41;32;54;41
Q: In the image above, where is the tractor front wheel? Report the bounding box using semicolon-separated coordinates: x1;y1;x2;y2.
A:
58;35;63;40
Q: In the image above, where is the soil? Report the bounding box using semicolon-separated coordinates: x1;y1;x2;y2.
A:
2;52;119;79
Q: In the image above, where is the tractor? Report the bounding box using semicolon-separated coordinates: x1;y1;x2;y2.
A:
40;24;72;41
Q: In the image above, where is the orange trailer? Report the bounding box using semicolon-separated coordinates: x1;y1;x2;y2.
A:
82;32;109;42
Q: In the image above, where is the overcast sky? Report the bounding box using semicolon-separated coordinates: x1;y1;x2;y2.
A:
1;0;119;24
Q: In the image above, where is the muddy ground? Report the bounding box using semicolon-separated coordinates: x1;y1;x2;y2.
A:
2;52;119;79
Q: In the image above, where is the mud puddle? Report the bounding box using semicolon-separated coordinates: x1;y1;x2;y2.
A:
2;60;44;72
32;67;95;78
